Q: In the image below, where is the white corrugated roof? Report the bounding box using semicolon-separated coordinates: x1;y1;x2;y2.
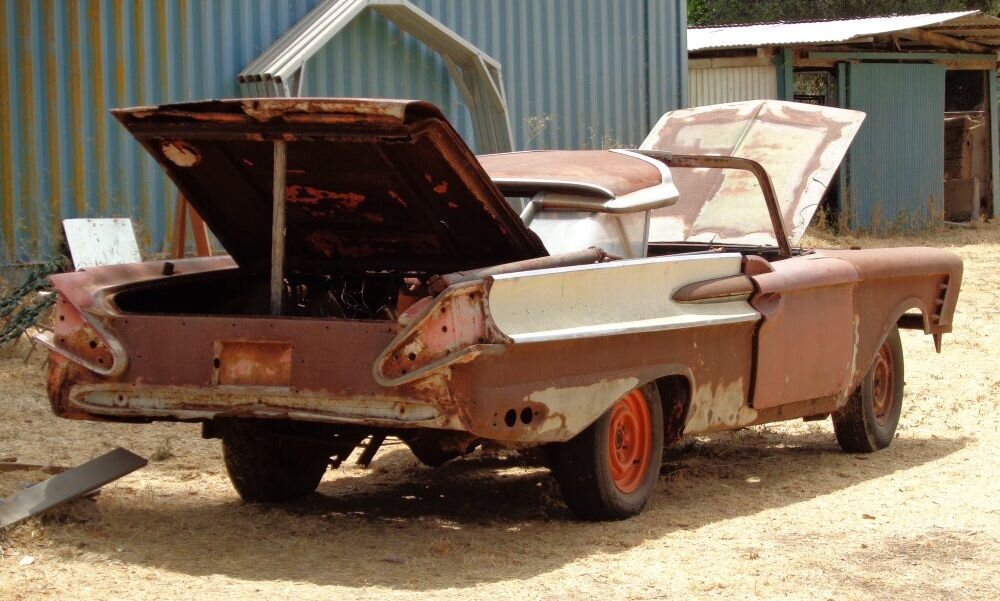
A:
689;10;1000;52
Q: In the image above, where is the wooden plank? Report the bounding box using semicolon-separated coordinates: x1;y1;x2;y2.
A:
188;206;212;257
270;141;287;316
898;28;993;54
171;194;188;259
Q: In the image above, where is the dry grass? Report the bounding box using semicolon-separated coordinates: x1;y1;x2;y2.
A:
1;228;998;600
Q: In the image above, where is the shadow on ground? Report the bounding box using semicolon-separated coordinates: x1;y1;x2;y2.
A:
78;428;968;590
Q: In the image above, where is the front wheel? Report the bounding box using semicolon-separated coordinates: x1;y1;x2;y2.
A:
551;383;664;520
832;326;905;453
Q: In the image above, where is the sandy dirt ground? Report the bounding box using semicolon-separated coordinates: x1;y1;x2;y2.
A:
0;227;997;600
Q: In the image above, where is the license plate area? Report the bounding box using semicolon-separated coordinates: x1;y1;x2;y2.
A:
212;340;293;387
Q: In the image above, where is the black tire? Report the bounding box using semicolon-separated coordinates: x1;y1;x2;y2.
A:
401;431;465;467
551;382;664;520
221;420;333;503
833;326;905;453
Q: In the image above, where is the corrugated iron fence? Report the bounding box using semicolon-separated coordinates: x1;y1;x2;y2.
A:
0;0;686;267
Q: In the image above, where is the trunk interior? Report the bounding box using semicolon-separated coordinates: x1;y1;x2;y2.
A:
112;269;405;320
111;243;803;319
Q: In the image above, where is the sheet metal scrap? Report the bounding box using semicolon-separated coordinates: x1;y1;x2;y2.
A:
0;447;147;529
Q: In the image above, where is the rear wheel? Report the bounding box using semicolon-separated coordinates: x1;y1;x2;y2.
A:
832;326;904;453
551;383;663;520
221;420;339;502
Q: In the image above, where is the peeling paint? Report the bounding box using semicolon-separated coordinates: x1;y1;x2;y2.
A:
160;140;200;167
684;378;756;434
527;377;640;437
286;185;365;208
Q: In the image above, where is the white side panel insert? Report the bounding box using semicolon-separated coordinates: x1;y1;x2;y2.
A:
486;253;759;343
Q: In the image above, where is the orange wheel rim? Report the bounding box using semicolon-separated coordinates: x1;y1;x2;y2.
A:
871;341;895;427
607;389;652;494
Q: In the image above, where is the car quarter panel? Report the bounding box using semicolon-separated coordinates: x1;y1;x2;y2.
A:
750;247;962;411
435;253;763;441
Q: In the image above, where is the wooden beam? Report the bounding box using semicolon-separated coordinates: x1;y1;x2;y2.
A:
688;55;773;69
898;28;993;54
270;141;287;316
188;206;212;257
170;194;188;259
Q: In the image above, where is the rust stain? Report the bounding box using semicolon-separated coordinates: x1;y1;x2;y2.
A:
388;190;409;207
133;1;145;105
161;140;201;167
67;0;86;217
112;2;125;124
433;180;449;194
90;0;107;214
18;0;39;254
0;3;14;256
213;341;293;387
156;0;169;96
304;231;375;258
44;2;63;245
286;185;365;209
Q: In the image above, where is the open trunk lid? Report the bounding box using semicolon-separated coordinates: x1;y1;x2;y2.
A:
114;98;546;274
641;100;865;246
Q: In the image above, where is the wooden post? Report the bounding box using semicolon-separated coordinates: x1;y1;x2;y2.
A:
171;194;213;259
170;195;188;258
270;141;287;316
188;205;211;257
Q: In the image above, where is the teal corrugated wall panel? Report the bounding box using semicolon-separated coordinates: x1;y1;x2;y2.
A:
0;0;325;267
846;62;946;230
0;0;686;268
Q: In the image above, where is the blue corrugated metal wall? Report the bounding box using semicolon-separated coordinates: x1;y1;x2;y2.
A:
0;0;323;267
0;0;687;267
846;62;946;230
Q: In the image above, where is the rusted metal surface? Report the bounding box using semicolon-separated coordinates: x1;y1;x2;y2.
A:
213;341;293;387
478;150;666;198
374;282;507;386
113;99;546;274
672;274;755;304
749;247;963;410
641;100;865;248
750;253;859;409
639;151;792;258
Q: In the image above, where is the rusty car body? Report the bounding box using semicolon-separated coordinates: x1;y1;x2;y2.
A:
40;98;962;520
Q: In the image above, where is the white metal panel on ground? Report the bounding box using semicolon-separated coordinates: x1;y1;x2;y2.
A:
689;66;777;106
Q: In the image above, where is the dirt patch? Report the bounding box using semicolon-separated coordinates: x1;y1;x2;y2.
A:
1;228;998;600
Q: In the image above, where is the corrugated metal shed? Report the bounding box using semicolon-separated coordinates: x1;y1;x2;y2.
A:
688;10;1000;51
686;11;1000;229
0;0;687;268
689;65;777;106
